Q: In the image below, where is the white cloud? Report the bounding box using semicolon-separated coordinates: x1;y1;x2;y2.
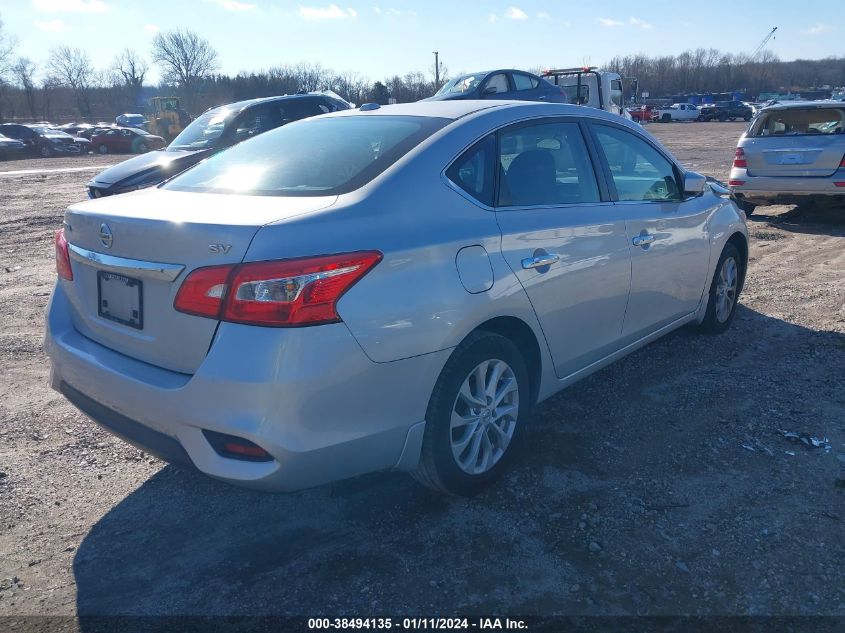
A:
629;16;652;29
32;0;108;13
802;23;833;35
143;23;160;34
536;12;550;19
597;17;623;27
488;13;499;23
374;6;411;17
297;4;357;20
504;7;528;20
204;0;257;11
34;19;66;32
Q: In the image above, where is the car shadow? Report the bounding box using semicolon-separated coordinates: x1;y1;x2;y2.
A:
749;202;845;235
72;305;845;620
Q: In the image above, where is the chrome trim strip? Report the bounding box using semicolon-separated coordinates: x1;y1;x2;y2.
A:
68;244;185;282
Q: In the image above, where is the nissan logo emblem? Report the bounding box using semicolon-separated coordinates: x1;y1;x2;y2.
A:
99;223;113;249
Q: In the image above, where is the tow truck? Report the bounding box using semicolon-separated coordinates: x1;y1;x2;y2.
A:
541;67;633;120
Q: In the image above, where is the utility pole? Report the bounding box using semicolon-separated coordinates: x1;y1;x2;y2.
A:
433;51;440;87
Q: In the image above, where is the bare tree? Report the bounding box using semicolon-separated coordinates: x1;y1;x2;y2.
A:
0;15;18;122
12;57;37;119
47;45;96;118
112;48;148;110
151;29;217;107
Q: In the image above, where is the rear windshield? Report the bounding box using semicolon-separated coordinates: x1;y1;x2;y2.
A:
164;115;448;197
749;108;845;137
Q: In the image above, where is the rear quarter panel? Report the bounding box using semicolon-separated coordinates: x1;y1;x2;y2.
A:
242;109;553;372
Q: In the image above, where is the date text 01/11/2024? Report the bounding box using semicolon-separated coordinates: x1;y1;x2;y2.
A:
307;618;529;630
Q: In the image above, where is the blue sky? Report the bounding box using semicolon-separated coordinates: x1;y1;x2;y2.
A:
1;0;840;83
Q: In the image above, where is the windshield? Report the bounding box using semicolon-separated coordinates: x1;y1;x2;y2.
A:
749;108;845;136
168;108;233;151
163;115;448;197
435;75;483;96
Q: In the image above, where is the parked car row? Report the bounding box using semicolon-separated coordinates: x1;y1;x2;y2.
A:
626;101;754;123
0;122;170;159
0;123;90;157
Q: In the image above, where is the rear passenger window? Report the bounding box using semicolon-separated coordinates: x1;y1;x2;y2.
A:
446;135;495;206
497;122;600;207
513;73;538;91
593;124;681;202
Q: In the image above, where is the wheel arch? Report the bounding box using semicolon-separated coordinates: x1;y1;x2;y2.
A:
467;315;543;407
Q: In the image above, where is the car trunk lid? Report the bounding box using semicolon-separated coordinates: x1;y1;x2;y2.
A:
743;107;845;177
61;188;337;374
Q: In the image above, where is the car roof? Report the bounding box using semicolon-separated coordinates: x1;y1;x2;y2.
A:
325;100;631;123
203;93;339;115
761;100;845;112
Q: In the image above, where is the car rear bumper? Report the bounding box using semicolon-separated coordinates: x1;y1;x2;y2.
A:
45;283;449;491
728;171;845;206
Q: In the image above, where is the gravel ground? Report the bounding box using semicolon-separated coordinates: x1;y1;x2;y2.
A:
0;122;843;620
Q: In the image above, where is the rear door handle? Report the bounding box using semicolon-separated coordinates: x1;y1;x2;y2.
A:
522;253;560;269
632;234;656;247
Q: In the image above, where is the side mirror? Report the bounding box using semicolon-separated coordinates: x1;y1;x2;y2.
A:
683;171;707;196
482;86;498;96
705;176;730;196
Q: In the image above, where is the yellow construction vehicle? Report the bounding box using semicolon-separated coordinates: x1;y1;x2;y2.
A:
146;96;191;142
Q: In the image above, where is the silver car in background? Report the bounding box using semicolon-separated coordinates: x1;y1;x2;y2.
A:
45;101;748;496
729;100;845;214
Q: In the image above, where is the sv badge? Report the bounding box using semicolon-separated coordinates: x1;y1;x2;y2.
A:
209;244;233;254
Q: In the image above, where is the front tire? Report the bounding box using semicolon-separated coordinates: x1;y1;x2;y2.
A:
98;144;108;155
39;145;51;158
699;243;743;334
413;332;530;496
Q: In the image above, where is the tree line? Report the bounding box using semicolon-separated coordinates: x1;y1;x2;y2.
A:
0;16;843;124
606;50;845;99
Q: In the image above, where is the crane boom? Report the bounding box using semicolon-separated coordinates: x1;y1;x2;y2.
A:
751;27;778;59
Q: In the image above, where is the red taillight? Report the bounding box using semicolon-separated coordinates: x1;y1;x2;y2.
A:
174;251;382;327
733;148;747;168
834;182;845;187
728;180;746;186
839;156;845;167
173;264;232;319
55;229;73;281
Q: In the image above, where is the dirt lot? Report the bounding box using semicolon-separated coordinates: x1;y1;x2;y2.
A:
1;122;843;622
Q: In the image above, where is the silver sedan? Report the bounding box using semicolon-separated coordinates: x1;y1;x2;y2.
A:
46;101;748;496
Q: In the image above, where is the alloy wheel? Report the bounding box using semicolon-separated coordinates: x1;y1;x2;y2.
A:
450;359;519;475
715;256;738;323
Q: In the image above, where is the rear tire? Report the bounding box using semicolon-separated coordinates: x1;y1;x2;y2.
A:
662;113;671;122
413;332;530;496
699;243;743;334
39;145;51;158
98;144;108;155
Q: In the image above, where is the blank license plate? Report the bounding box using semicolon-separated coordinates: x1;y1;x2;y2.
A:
779;153;804;165
97;271;143;330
